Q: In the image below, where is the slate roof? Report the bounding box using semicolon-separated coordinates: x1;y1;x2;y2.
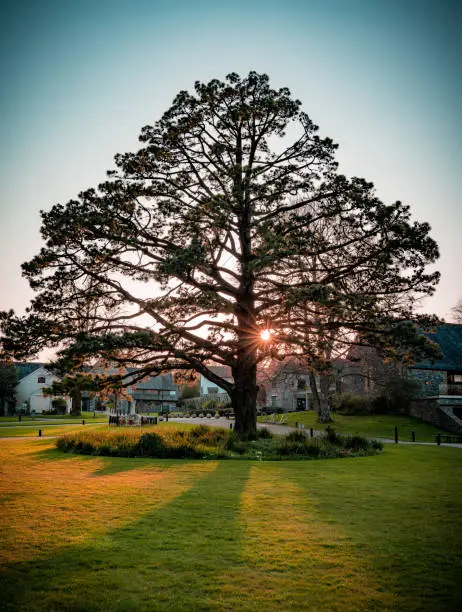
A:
15;363;43;381
413;324;462;372
134;373;176;390
205;366;232;379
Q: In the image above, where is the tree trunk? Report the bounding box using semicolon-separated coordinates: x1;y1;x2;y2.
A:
308;371;320;413
71;388;82;415
231;364;258;439
318;373;333;423
309;371;333;423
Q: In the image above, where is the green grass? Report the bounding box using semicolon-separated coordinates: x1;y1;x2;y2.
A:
0;412;108;426
0;423;110;437
1;438;461;610
273;411;448;442
0;421;192;438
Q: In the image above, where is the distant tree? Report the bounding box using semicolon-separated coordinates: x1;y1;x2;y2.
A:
180;380;200;400
0;361;17;416
451;299;462;323
51;397;67;415
1;72;441;438
44;372;100;415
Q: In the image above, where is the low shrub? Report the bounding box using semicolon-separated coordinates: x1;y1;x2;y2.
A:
332;393;372;415
257;427;273;439
325;426;343;446
135;432;166;457
370;439;384;451
343;435;370;451
225;432;248;455
285;430;307;443
278;439;322;457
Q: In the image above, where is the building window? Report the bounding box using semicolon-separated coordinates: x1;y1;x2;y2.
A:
38;376;46;383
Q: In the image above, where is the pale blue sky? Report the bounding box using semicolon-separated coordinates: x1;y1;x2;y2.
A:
1;0;461;320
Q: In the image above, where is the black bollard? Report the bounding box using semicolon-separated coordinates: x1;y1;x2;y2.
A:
82;419;85;425
310;427;314;438
230;423;233;429
38;429;42;437
436;432;441;446
19;415;22;422
296;421;298;429
411;431;415;443
394;426;398;444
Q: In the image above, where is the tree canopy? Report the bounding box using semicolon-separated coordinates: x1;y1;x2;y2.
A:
0;72;441;436
451;299;462;324
0;361;17;416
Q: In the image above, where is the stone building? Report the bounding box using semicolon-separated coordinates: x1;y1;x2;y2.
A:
342;324;462;434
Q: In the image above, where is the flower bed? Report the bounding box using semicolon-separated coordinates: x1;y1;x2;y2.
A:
56;424;382;460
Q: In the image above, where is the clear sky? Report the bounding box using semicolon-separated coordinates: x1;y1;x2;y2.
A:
1;0;461;322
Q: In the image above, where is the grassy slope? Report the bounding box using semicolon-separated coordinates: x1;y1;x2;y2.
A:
275;411;447;442
1;438;461;611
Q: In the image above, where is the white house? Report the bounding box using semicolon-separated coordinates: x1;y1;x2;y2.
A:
15;366;71;414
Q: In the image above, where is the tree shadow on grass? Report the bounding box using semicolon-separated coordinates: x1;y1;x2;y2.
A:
285;455;462;611
1;461;251;612
29;445;198;478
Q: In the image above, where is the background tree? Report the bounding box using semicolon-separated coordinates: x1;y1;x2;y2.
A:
44;372;101;415
0;361;17;416
1;72;441;437
179;380;200;400
451;299;462;323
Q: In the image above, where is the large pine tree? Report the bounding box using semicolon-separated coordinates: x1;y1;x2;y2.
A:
1;72;440;437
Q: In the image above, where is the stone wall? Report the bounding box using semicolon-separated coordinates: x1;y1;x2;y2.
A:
408;368;446;396
409;396;462;435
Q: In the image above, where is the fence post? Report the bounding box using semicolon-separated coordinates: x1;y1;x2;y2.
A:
310;427;314;438
411;431;415;443
394;426;398;444
436;432;441;446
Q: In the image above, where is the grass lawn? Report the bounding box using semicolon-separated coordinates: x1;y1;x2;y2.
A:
0;412;108;426
275;411;447;442
0;423;112;438
0;421;195;438
1;437;461;610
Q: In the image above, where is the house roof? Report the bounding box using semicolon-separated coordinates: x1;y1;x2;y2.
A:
202;366;232;380
134;373;176;390
15;362;43;381
413;324;462;372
